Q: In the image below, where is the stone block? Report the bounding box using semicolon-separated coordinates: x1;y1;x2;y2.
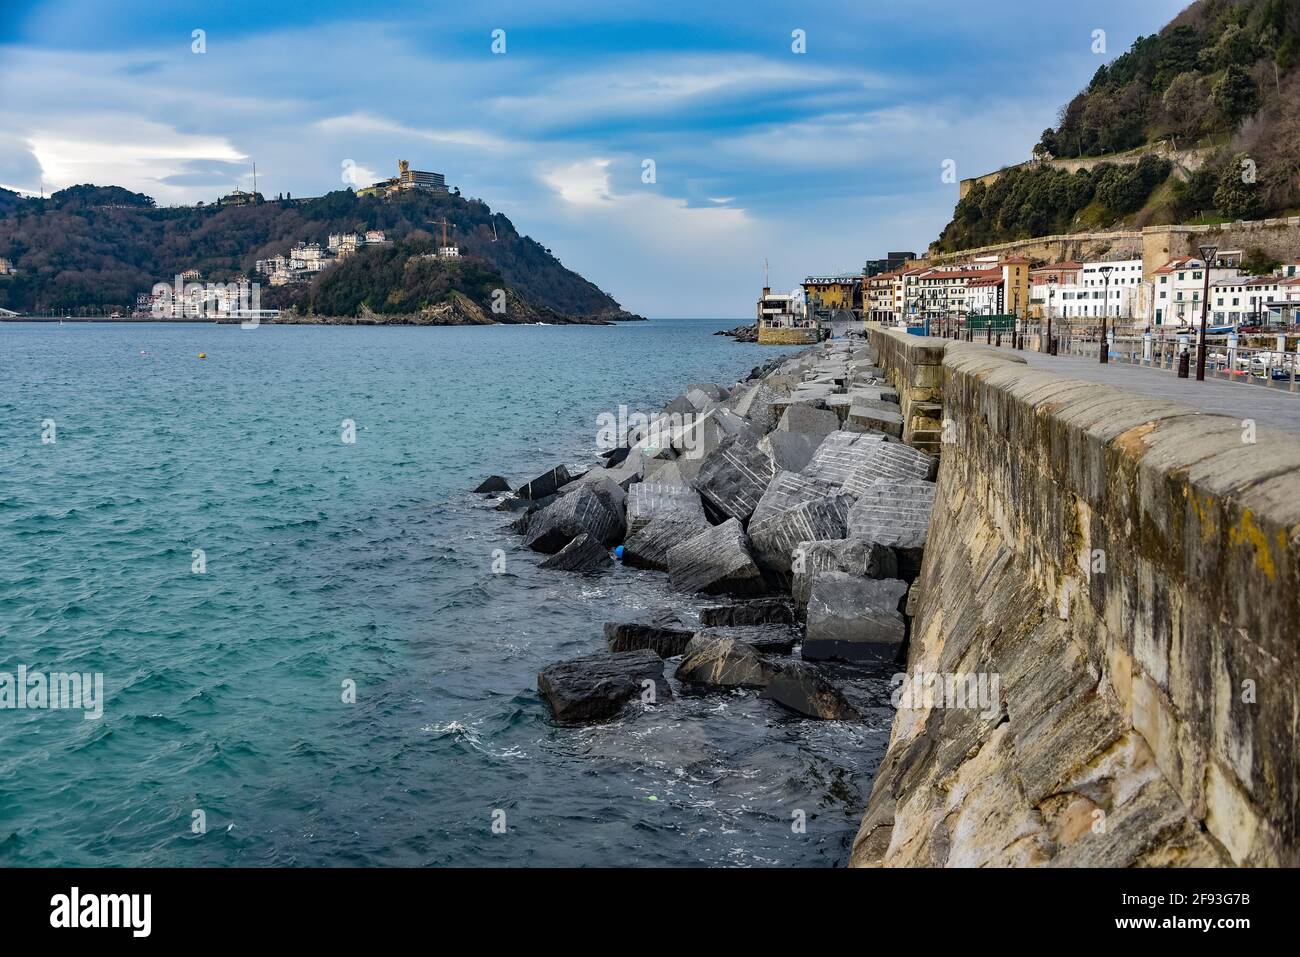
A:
675;633;781;689
524;484;623;553
790;537;900;606
803;572;909;663
538;649;671;723
691;437;777;524
539;533;611;574
666;518;766;596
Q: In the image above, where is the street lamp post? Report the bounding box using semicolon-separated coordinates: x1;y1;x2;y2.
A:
1195;244;1218;381
1046;277;1057;355
1098;265;1114;364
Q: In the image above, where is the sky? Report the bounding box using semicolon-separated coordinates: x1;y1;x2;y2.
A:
0;0;1190;317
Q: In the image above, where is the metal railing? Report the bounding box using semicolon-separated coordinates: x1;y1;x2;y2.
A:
953;319;1300;393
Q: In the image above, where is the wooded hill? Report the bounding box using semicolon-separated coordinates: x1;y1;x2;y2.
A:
937;0;1300;252
0;184;639;321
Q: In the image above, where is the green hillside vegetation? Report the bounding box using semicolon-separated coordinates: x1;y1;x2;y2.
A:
937;0;1300;252
0;184;635;319
937;156;1172;252
269;237;557;321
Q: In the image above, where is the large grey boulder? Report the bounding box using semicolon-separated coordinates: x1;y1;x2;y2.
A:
693;624;798;655
675;633;781;689
688;382;728;402
622;518;705;572
539;533;610;574
791;537;900;606
802;572;909;664
642;458;688;487
524;484;623;553
777;404;840;438
731;382;780;431
664;393;698;416
666;518;766;596
750;470;839;525
691;437;776;524
700;599;796;628
758;430;820;474
604;609;696;658
801;431;888;488
474;475;512;494
846;401;904;438
562;467;638;500
537;649;671;723
765;662;862;720
625;483;708;537
840;444;936;495
518;464;572;500
846;480;936;579
748;493;854;573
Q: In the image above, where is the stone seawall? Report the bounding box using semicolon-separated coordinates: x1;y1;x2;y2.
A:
757;326;822;346
854;326;1299;867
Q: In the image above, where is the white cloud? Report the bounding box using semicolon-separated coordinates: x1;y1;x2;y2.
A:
25;117;246;202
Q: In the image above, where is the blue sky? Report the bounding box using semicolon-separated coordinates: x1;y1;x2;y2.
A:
0;0;1189;316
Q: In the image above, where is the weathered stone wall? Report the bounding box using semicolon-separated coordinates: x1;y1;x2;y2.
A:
758;326;821;346
958;141;1213;200
856;326;1299;867
869;329;1021;452
927;216;1300;280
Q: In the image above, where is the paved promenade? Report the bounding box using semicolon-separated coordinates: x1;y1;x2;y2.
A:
1006;347;1300;437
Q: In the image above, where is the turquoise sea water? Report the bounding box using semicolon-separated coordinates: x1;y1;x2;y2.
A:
0;318;891;867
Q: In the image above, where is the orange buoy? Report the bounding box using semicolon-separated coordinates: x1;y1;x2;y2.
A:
198;352;206;359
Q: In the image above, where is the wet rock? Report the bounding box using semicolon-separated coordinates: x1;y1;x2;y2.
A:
700;599;797;628
540;533;611;574
622;518;705;572
791;537;900;606
564;467;638;502
604;609;695;658
600;445;632;467
667;518;766;596
537;649;671;723
765;661;862;720
748;493;854;573
803;572;909;664
474;475;512;494
524;485;623;553
694;624;798;655
519;464;572;500
625;482;708;538
675;633;781;689
691;437;777;524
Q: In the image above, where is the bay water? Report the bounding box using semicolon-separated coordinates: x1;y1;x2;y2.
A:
0;318;891;867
